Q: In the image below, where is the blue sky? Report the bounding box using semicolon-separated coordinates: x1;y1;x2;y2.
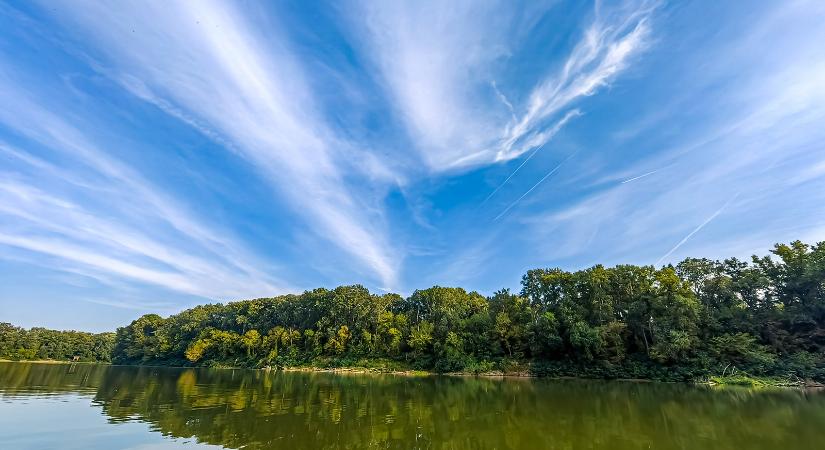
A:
2;0;825;332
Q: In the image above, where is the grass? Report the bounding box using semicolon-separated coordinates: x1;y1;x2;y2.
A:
705;374;807;388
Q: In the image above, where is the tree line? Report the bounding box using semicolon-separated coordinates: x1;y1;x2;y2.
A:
107;240;824;381
1;240;821;381
0;323;114;362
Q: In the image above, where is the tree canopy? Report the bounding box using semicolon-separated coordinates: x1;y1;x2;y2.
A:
0;323;114;362
2;240;822;381
99;240;824;381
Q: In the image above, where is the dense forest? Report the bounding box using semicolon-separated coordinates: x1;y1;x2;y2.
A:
2;240;823;382
107;240;825;382
0;323;114;362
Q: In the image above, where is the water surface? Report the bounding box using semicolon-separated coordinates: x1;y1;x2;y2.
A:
1;362;823;449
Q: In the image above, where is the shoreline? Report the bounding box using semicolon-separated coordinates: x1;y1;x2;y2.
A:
278;366;823;388
3;359;821;388
0;358;107;365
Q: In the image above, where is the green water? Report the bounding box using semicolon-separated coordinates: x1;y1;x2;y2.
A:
0;362;823;449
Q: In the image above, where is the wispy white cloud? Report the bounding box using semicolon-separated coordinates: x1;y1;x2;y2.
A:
0;178;279;298
519;0;825;266
0;77;252;269
495;2;655;163
3;0;824;317
491;80;517;121
0;70;289;300
39;0;400;287
482;109;582;204
354;0;655;171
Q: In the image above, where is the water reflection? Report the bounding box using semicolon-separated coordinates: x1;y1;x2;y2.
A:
1;362;823;449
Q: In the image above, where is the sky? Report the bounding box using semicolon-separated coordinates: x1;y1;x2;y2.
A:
1;0;825;332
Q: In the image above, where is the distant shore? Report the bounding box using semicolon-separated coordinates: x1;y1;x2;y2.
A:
3;359;822;388
277;365;824;388
5;240;823;392
0;358;107;364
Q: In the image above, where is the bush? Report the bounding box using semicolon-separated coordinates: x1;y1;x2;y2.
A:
463;359;496;374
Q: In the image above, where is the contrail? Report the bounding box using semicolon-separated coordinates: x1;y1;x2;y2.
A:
655;192;740;266
493;150;578;221
621;169;660;184
481;110;581;206
482;143;548;206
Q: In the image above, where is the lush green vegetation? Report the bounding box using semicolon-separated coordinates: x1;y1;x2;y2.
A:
107;240;824;382
0;323;115;362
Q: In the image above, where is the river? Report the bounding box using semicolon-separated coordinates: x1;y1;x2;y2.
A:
0;361;823;449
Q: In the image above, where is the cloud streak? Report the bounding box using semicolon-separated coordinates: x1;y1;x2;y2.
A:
495;3;655;163
41;0;400;287
0;177;279;298
520;1;825;266
3;0;824;330
0;81;288;300
482;109;582;205
355;0;655;171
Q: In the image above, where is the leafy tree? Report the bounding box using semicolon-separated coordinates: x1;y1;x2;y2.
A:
68;239;821;382
241;330;261;357
408;321;434;357
0;322;114;362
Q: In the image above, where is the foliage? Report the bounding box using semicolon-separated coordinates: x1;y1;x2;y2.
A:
0;323;114;362
9;240;824;382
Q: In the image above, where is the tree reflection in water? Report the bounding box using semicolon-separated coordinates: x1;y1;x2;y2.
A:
1;362;823;450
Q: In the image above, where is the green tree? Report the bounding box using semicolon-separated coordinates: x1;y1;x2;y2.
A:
408;321;434;357
241;330;261;357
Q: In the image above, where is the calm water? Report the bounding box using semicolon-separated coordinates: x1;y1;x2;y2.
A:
1;362;823;449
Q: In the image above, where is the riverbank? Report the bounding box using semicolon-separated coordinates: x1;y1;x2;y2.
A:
279;365;823;388
3;359;820;388
702;374;823;388
0;358;107;364
268;359;823;388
